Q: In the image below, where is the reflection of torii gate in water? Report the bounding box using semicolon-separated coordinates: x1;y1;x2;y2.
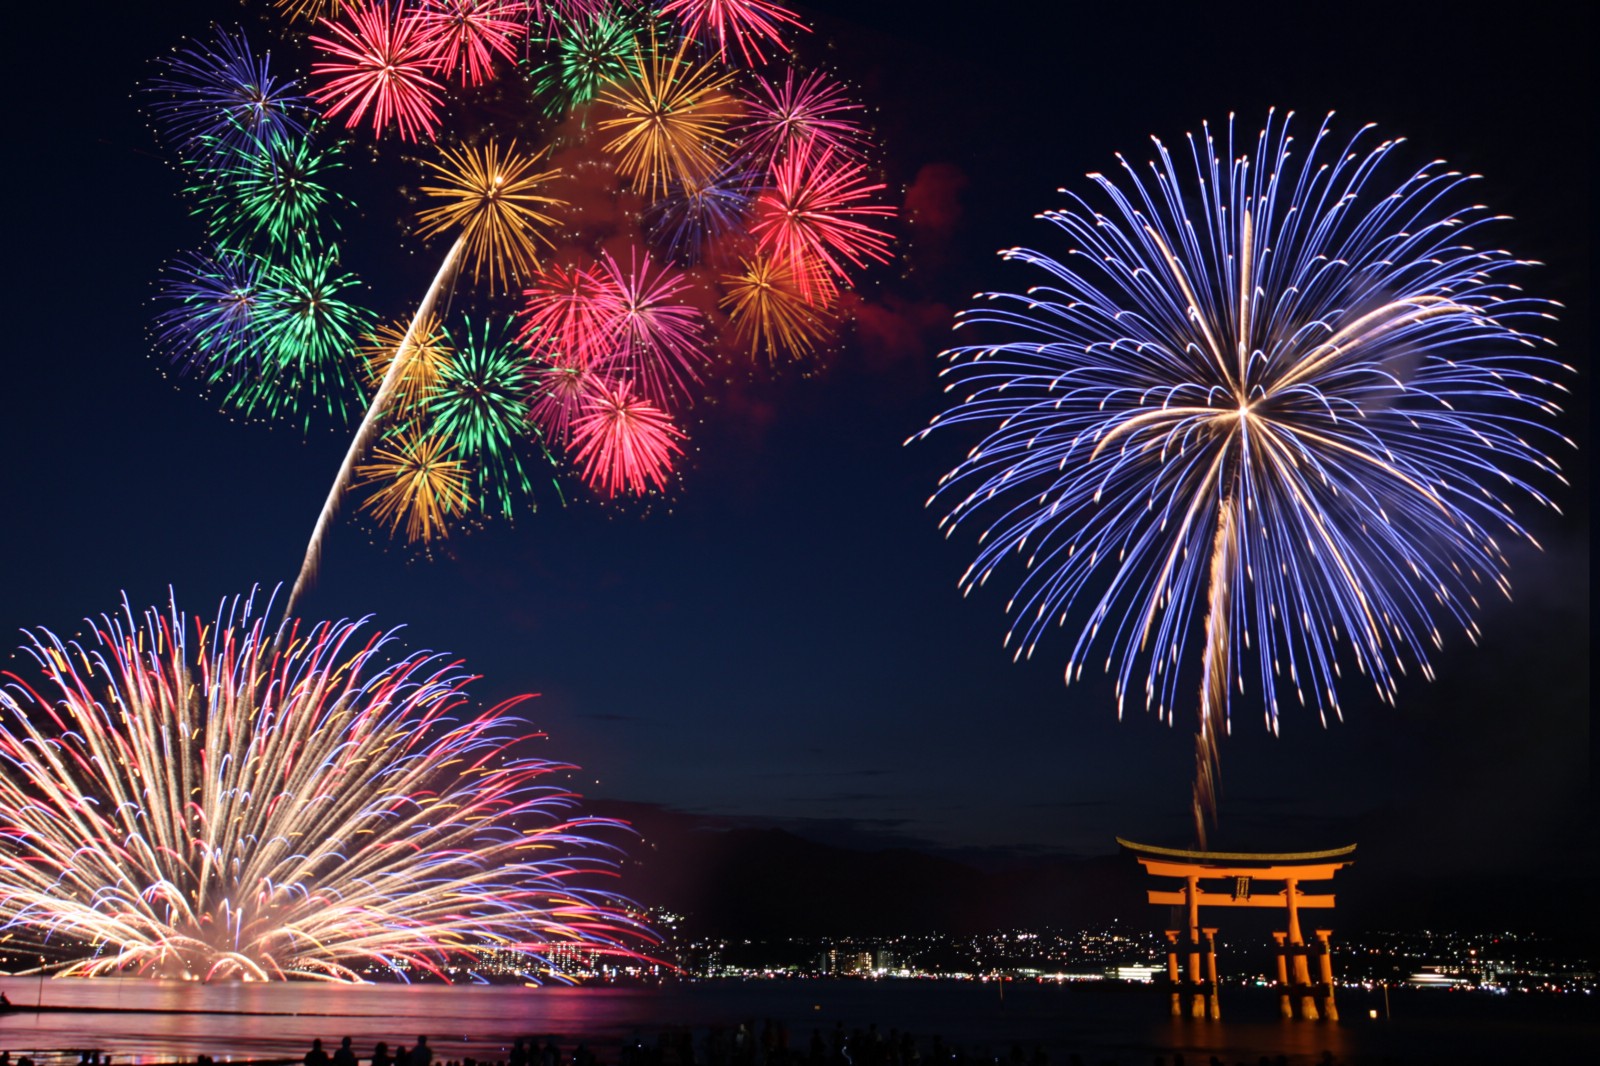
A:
1118;839;1356;1021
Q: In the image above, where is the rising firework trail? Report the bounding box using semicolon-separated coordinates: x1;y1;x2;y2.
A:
917;111;1569;843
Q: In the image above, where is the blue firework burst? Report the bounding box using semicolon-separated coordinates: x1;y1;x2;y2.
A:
147;25;314;162
151;246;268;377
918;111;1569;833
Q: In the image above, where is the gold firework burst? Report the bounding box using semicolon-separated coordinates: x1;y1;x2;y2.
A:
721;255;835;361
359;314;455;417
355;429;474;544
417;140;567;293
275;0;341;22
596;35;742;199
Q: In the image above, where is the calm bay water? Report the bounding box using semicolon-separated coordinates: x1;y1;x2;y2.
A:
0;979;1592;1066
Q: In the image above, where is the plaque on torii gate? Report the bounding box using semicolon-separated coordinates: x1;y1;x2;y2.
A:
1118;838;1356;1021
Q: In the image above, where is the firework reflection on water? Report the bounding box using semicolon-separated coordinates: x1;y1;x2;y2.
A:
1;979;1592;1066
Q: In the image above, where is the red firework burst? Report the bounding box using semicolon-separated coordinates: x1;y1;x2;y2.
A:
310;0;447;141
415;0;528;87
569;381;686;497
659;0;807;66
751;145;895;295
517;262;622;370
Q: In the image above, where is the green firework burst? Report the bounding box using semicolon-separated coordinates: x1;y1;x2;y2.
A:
526;11;647;117
228;245;371;427
427;317;556;520
190;134;345;250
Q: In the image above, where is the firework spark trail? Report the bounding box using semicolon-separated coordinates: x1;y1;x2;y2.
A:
0;592;656;982
287;234;466;616
359;314;455;418
916;111;1569;843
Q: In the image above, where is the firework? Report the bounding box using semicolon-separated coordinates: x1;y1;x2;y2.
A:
359;314;454;417
276;0;343;23
356;427;475;542
192;134;344;249
288;239;467;614
429;317;550;520
148;26;314;160
528;358;597;445
596;35;742;198
592;248;706;405
720;253;833;361
0;593;654;981
517;261;622;369
751;144;894;295
416;0;527;87
310;0;447;142
244;245;372;425
417;140;567;292
569;381;686;496
644;161;758;265
659;0;806;66
528;0;611;34
917;112;1567;840
737;67;866;167
525;9;643;117
151;247;267;376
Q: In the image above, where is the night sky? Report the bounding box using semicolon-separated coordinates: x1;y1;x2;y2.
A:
4;2;1591;931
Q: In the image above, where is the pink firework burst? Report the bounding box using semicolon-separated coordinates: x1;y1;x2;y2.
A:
751;145;895;294
310;0;446;141
517;262;622;370
415;0;528;87
569;381;686;497
593;249;706;407
738;67;867;167
659;0;807;66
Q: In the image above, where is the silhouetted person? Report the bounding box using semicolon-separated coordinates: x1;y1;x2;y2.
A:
372;1044;392;1066
411;1036;433;1066
306;1040;331;1066
333;1038;357;1066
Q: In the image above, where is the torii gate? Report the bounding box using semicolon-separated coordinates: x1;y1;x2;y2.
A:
1118;838;1356;1021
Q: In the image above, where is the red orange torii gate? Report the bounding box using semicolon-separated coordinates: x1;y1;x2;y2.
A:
1118;838;1356;1021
